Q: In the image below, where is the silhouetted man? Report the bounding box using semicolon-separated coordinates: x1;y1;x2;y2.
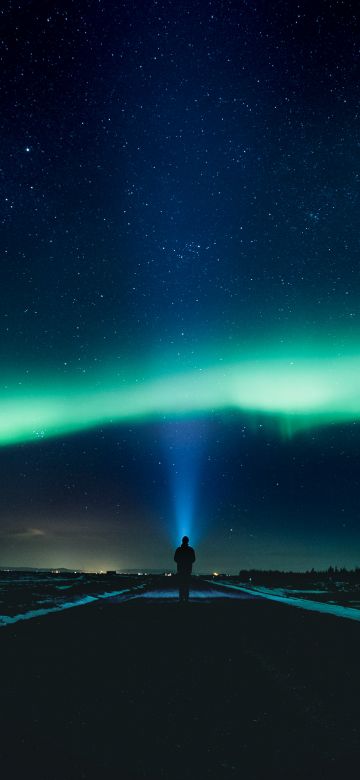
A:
174;536;196;602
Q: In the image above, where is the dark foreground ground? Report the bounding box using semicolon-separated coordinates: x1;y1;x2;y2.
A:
1;580;360;779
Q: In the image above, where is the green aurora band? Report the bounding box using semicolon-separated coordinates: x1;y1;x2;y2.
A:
1;352;360;445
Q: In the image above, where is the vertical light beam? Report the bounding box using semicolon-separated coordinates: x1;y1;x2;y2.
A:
161;420;206;545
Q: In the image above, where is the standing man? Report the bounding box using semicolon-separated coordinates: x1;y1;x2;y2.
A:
174;535;196;602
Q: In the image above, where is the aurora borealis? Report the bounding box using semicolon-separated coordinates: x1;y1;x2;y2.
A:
2;350;360;446
1;1;360;571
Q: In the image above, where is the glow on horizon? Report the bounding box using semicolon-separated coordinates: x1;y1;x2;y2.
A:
1;351;360;445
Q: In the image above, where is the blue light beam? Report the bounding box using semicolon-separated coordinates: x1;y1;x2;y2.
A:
161;420;206;546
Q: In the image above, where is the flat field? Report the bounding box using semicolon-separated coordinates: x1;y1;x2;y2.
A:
0;576;360;779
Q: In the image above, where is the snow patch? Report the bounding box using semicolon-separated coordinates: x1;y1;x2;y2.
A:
209;581;360;622
0;588;134;628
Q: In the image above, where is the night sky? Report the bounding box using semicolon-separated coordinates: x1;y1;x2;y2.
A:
1;0;360;572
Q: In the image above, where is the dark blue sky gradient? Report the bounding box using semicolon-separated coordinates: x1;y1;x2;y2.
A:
1;0;360;570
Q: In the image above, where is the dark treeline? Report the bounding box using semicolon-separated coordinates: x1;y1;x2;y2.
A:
236;567;360;586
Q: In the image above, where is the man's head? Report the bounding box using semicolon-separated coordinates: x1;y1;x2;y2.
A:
182;535;189;546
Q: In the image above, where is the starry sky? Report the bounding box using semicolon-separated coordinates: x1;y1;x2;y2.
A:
1;0;360;572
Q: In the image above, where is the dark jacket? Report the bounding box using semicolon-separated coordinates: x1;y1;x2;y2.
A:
174;545;196;574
